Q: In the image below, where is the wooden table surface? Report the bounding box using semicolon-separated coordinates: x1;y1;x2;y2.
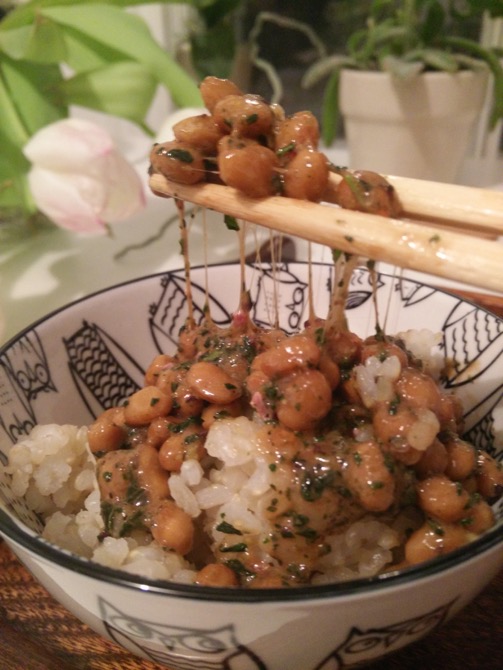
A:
0;540;502;670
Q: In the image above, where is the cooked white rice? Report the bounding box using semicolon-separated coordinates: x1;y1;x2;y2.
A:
5;424;195;582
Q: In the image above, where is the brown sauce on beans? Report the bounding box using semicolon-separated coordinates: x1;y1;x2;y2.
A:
90;77;503;587
89;309;503;586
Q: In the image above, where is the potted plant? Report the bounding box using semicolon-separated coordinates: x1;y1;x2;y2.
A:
302;0;503;182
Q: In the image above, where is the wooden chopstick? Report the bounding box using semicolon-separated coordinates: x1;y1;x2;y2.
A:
149;173;503;294
437;287;503;319
324;173;503;239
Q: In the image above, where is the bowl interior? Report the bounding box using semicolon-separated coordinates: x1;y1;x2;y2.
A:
0;261;502;587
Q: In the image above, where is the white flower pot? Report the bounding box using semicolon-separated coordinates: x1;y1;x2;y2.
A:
339;69;490;182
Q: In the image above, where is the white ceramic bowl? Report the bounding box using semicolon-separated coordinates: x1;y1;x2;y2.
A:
0;262;502;670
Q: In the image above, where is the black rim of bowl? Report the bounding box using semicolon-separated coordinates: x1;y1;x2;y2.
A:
1;506;501;603
1;264;502;603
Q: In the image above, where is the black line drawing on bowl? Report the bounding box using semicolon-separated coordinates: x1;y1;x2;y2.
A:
394;277;437;306
64;321;144;420
463;387;503;460
442;301;503;383
342;266;383;312
250;262;309;333
315;599;455;669
99;597;267;669
0;329;54;448
150;272;232;354
440;301;503;459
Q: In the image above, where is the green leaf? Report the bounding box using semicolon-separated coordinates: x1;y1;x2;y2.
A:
347;27;373;64
0;1;194;31
380;55;424;78
301;55;355;89
454;54;494;71
0;25;34;59
0;173;33;213
0;64;30;146
369;0;395;23
371;24;412;50
0;14;67;63
60;61;157;127
1;56;67;135
39;4;202;108
0;129;32;212
419;0;445;44
196;0;241;29
420;48;460;72
321;68;341;147
62;26;128;74
190;20;235;80
224;214;239;231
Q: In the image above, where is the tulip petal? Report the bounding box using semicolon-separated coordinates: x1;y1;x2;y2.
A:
23;118;113;172
100;151;146;222
24;118;145;232
28;166;107;233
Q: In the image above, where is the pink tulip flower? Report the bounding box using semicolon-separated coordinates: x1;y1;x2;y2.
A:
23;119;146;233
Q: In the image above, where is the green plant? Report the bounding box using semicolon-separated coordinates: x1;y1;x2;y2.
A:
0;0;205;224
185;2;327;104
183;0;242;79
302;0;503;145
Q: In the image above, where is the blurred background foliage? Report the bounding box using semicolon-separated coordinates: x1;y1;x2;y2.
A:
185;0;491;116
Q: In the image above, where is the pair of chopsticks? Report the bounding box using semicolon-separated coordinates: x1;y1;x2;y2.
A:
149;172;503;294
